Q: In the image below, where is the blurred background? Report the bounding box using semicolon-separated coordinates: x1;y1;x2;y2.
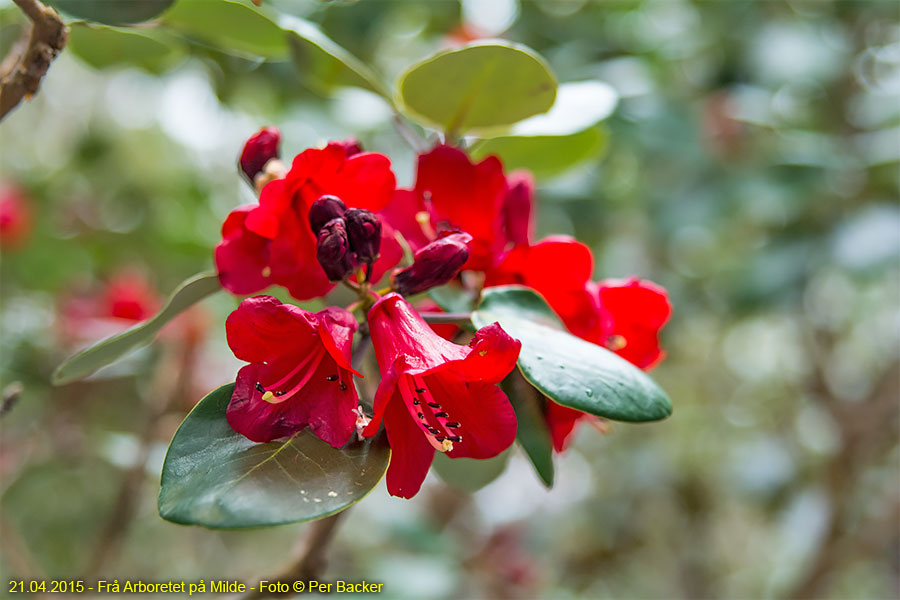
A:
1;0;898;598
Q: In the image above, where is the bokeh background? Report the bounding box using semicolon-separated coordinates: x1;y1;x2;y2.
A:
1;0;899;598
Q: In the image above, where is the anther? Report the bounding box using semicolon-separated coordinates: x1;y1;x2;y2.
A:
434;412;449;418
274;391;285;396
415;388;427;393
339;382;348;391
326;374;339;381
427;402;441;408
434;436;445;442
417;413;425;420
412;400;420;405
445;422;461;428
256;383;265;393
447;435;462;443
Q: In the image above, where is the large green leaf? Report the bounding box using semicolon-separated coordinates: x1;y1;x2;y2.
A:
281;15;390;102
502;373;554;487
50;0;175;25
161;0;287;59
68;23;186;73
158;384;390;529
397;41;557;135
472;286;673;422
473;126;608;178
432;447;511;493
52;272;221;385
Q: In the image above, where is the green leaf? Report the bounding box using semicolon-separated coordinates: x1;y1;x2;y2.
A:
397;41;557;135
161;0;287;59
432;447;511;493
472;126;608;179
281;15;390;102
158;384;390;529
472;286;673;423
502;372;554;487
428;283;476;314
49;0;175;25
52;272;221;385
68;23;185;73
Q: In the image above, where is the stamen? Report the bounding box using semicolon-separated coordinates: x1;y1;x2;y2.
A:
326;374;339;381
274;391;285;396
339;382;348;391
427;402;441;408
447;435;462;443
255;383;265;393
445;422;461;428
417;413;425;420
434;412;449;418
415;388;427;393
412;400;420;405
262;391;276;403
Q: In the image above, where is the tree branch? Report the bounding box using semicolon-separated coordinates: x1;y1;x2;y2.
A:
0;0;68;121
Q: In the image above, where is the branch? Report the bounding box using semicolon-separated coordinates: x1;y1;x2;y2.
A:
0;0;68;121
419;311;471;325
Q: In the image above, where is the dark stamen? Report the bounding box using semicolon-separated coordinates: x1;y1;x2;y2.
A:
255;383;265;393
427;402;441;408
326;374;338;381
434;436;445;442
413;399;420;405
435;412;449;418
415;387;427;393
274;391;285;396
339;382;348;391
417;413;425;420
447;435;462;443
445;422;461;428
427;427;439;434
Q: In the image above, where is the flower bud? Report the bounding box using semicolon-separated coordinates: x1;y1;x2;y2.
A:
308;195;347;235
502;171;534;247
392;232;472;296
344;208;381;264
239;127;280;181
316;218;356;281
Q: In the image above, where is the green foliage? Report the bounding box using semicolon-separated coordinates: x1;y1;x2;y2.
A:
52;272;221;385
158;384;391;529
473;126;608;178
50;0;175;25
283;15;390;101
473;286;672;422
432;448;511;493
161;0;288;60
397;41;557;135
502;374;554;487
68;23;186;73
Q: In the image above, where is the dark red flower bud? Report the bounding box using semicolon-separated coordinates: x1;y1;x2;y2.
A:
308;195;348;236
503;171;535;247
392;232;472;296
345;208;381;264
316;218;356;281
338;138;363;157
239;127;280;181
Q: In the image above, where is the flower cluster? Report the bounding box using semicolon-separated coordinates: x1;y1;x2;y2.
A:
215;128;670;498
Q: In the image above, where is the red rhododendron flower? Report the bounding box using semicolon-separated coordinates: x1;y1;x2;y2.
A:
216;142;401;300
0;184;32;251
362;293;520;498
225;296;361;447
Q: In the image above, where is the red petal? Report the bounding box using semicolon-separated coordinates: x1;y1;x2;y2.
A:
593;278;671;370
382;390;436;498
379;189;430;252
545;400;584;453
266;209;335;301
332;152;396;212
316;306;361;376
457;322;521;384
215;206;272;295
225;296;319;364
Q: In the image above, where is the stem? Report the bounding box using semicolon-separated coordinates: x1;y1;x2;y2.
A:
0;0;67;121
392;112;427;153
236;511;347;600
419;312;472;325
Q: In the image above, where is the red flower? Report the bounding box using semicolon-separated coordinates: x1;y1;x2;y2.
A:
362;293;520;498
239;127;280;181
485;239;671;452
225;296;361;447
0;184;32;251
215;142;401;300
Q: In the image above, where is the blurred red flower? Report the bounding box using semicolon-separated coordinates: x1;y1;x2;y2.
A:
0;184;33;251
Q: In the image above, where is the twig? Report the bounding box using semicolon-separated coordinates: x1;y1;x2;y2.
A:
0;0;67;121
419;311;471;325
236;511;347;600
392;112;427;153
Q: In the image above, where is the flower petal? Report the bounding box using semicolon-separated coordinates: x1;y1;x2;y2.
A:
215;206;272;295
458;322;521;383
317;306;361;376
545;400;584;453
593;278;671;369
383;391;436;498
225;296;319;364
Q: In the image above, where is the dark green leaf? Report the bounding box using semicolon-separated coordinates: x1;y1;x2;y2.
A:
472;286;673;422
161;0;287;59
52;272;221;385
282;15;390;102
472;126;608;178
158;384;390;529
397;41;557;135
68;23;186;73
502;372;554;487
432;447;511;493
50;0;175;25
